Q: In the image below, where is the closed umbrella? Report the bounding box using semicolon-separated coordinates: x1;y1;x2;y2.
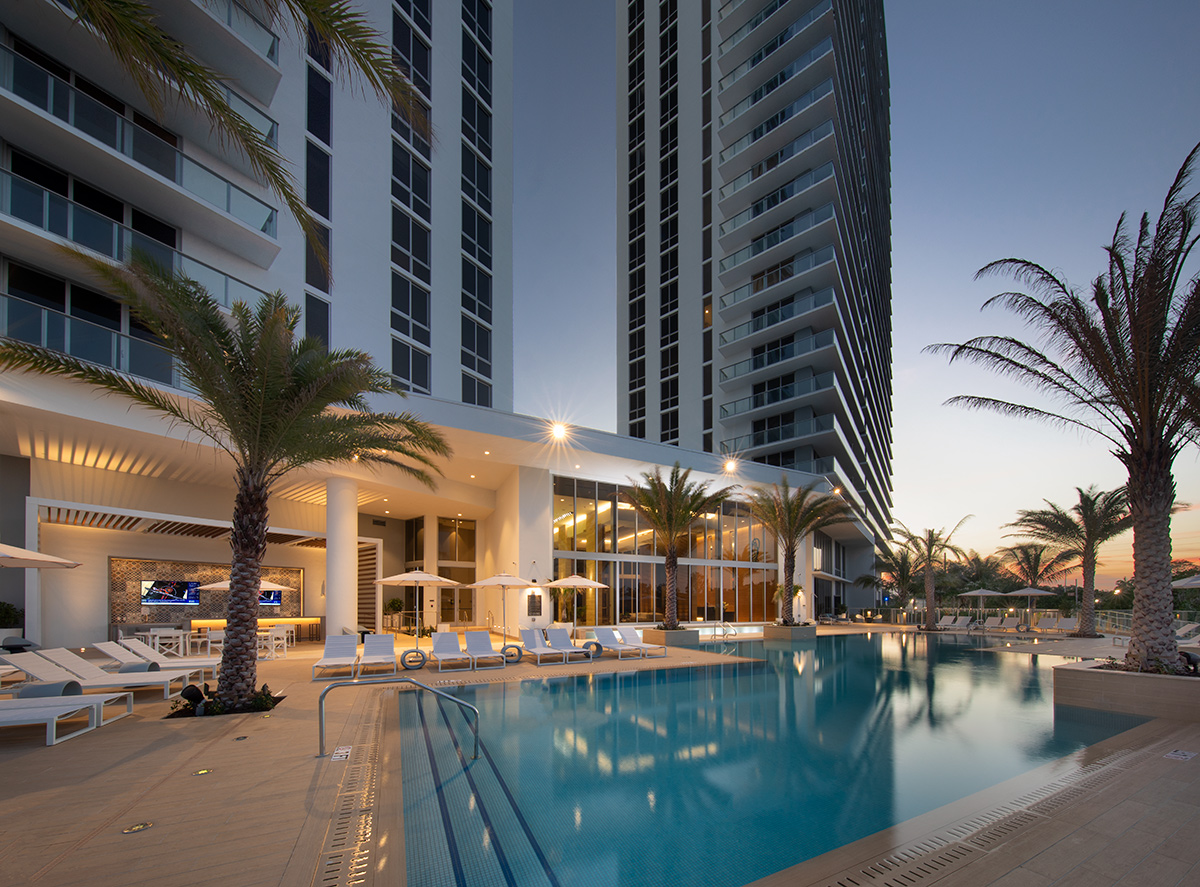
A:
197;579;294;591
467;573;537;640
377;570;461;636
544;575;609;631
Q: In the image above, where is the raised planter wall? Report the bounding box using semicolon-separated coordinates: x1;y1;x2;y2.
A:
642;627;699;647
1053;660;1200;721
763;624;817;641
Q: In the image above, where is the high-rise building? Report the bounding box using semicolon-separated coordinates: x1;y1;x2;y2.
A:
616;0;893;542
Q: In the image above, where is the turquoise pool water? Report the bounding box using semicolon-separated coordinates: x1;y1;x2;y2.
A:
396;632;1144;887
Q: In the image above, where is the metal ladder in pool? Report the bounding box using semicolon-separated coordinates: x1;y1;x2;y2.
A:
399;690;564;887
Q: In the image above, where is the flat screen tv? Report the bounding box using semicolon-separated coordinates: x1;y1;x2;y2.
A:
258;589;283;606
140;579;200;606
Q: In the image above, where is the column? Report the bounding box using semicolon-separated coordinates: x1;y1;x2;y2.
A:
423;511;440;630
325;477;358;636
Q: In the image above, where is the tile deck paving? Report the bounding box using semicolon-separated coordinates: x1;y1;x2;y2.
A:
0;627;1197;886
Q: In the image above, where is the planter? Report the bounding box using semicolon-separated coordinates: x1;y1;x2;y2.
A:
763;624;817;641
1053;660;1200;721
642;627;699;647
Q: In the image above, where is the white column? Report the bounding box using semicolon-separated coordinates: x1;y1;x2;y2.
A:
423;512;440;630
325;477;358;637
24;496;40;644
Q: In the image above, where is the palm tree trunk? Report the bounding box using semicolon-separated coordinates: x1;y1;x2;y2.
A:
217;468;268;708
1073;554;1098;637
664;545;679;630
781;546;796;624
1126;455;1178;671
923;567;937;631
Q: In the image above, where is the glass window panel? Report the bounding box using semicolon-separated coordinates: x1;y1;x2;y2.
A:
595;483;617;553
437;517;457;561
721;501;739;560
690;566;710;621
552;475;575;552
736;568;752;622
574;480;596;552
674;566;690;623
457;520;476;561
616;493;638;554
721;567;735;621
618;564;638;622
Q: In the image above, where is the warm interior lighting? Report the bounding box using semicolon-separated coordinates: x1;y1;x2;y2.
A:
484;450;490;455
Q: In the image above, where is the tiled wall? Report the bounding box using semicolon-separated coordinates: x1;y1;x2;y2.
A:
109;557;303;624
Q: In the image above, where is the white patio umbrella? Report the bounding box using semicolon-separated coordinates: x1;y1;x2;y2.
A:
544;575;609;630
957;588;1003;621
197;579;294;591
376;570;461;635
0;542;79;569
467;572;537;640
1006;587;1056;623
1172;575;1200;589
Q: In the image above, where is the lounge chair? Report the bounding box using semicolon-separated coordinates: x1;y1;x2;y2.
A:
4;650;199;699
463;630;506;670
115;638;221;679
544;627;596;662
950;616;975;630
429;632;474;672
312;636;360;680
617;627;667;657
358;634;398;676
1175;623;1200;640
0;691;133;745
519;628;567;665
1054;617;1079;634
593;627;644;659
998;617;1020;631
974;616;1002;632
935;615;956;630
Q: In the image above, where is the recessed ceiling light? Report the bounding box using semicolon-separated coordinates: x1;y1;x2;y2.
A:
384;510;390;514
484;450;490;455
470;474;475;479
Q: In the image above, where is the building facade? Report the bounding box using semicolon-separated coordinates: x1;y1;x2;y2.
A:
615;0;894;547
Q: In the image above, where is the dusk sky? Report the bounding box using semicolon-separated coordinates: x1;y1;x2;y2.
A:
510;0;1200;585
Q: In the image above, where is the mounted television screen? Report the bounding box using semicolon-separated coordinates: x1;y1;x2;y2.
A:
258;589;283;606
140;580;200;606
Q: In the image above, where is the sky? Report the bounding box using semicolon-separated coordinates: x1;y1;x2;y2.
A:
511;0;1200;586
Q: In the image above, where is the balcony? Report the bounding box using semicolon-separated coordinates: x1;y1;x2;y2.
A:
0;45;279;266
719;328;835;383
719;38;833;130
719;77;833;168
0;292;184;390
719;202;834;273
719;286;834;348
719;244;836;313
155;0;282;104
720;162;834;240
719;412;835;454
0;168;267;311
719;0;832;70
719;370;835;420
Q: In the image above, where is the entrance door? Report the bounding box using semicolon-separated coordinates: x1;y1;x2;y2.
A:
438;587;475;626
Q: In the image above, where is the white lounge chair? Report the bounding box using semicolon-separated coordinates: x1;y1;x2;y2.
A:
429;632;474;672
617;627;667;657
935;615;956;630
464;630;506;670
519;628;567;665
358;634;398;676
949;616;975;630
593;627;643;659
312;636;360;680
93;641;149;671
973;616;1003;632
0;692;133;745
4;650;199;699
544;627;595;662
115;638;221;679
998;617;1020;631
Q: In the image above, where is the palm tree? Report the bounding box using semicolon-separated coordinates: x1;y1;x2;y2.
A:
621;463;735;630
855;541;919;609
745;477;853;624
954;549;1012;591
1005;486;1132;637
0;260;450;709
999;543;1076;588
927;143;1200;671
894;518;970;631
57;1;425;256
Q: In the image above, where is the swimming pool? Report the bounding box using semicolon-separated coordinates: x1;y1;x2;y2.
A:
395;632;1144;887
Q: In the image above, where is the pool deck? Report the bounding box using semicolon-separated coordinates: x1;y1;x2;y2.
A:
1;626;1197;887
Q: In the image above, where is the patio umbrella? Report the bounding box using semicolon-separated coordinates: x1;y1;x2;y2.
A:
376;570;461;635
1172;575;1200;589
197;579;294;591
467;572;537;640
957;588;1002;620
0;542;79;569
544;575;609;630
1006;587;1056;622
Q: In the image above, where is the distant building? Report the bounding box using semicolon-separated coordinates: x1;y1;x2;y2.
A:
615;0;894;568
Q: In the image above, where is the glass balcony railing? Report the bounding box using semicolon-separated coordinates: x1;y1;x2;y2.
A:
0;292;182;389
1;45;277;237
720;244;835;310
0;168;267;310
719;38;833;129
721;162;834;236
720;328;835;382
720;370;835;419
225;87;278;146
719;202;834;272
721;120;834;200
719;286;834;345
210;0;280;64
719;0;832;89
720;413;834;453
720;78;833;164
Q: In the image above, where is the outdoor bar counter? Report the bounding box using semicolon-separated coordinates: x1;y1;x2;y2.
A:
188;617;324;641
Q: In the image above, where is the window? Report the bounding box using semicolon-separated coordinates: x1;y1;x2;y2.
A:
462;30;491;104
462;258;492;322
393;97;431;159
392;338;430;394
305;223;330;292
306;141;331;219
461;202;491;265
391;273;431;346
461;144;491;214
306;21;331;70
392;142;431;220
461;315;491;377
462;0;491;52
392;208;431;282
306;293;329;348
462;87;492;157
395;0;431;36
307;67;331;145
462;373;492;407
393;12;431;97
661;409;678;442
661;377;678;410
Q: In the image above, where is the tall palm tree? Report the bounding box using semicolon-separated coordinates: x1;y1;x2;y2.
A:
955;549;1011;591
855;541;919;609
0;260;450;709
1005;486;1133;637
58;1;425;256
927;143;1200;670
999;543;1076;588
621;463;735;630
894;518;971;631
745;477;853;624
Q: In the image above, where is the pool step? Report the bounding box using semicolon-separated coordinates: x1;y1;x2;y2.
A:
399;691;562;887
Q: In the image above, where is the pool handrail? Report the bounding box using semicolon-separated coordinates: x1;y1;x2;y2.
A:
316;676;480;759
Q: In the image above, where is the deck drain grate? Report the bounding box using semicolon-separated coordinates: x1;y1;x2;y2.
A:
813;842;981;887
317;697;384;887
